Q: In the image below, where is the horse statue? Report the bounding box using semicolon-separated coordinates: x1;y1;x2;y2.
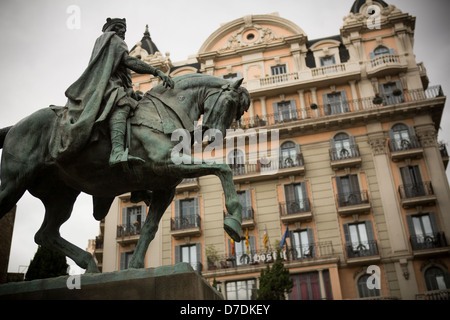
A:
0;74;250;273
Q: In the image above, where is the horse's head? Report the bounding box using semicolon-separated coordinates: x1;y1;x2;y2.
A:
202;78;250;137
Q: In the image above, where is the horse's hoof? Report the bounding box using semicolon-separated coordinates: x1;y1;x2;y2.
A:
224;216;242;242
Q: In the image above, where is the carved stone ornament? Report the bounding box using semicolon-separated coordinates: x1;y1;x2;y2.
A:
342;3;402;26
368;133;387;155
221;24;280;51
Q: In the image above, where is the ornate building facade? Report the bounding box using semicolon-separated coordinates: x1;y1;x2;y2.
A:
93;0;449;300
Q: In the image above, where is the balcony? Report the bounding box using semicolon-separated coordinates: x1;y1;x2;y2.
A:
345;240;380;265
170;214;201;239
235;85;445;131
230;154;305;183
416;290;450;300
117;223;142;245
398;181;437;209
439;143;449;169
205;241;335;272
389;136;423;162
410;232;448;255
246;62;360;92
279;199;312;224
329;145;362;170
336;190;371;217
366;54;407;77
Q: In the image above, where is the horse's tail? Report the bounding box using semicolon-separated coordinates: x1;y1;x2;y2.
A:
0;126;12;149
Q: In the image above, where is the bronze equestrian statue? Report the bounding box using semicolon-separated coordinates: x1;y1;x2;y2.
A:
0;18;250;273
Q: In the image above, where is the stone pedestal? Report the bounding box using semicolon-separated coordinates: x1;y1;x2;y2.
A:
0;263;222;300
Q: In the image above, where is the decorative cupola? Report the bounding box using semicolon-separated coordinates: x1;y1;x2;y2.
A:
130;25;172;75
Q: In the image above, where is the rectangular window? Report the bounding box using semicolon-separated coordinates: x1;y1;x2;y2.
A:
274;101;297;122
120;251;134;270
320;56;336;67
379;81;404;105
336;175;362;206
271;64;287;75
343;221;377;257
173;198;200;230
324;92;349;115
407;213;440;250
237;190;253;220
284;183;310;214
289;271;333;300
175;243;201;271
119;205;146;236
400;166;424;198
226;279;256;300
291;229;315;259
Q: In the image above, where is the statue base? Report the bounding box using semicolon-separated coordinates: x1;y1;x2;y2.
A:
0;263;223;300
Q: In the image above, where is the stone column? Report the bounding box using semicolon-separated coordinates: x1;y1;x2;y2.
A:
415;123;450;237
367;128;409;253
259;97;267;121
349;80;360;110
297;90;307;119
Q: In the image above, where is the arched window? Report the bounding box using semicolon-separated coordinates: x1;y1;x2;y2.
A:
424;267;450;291
357;274;380;298
391;123;411;150
331;133;356;159
373;46;390;57
280;141;300;168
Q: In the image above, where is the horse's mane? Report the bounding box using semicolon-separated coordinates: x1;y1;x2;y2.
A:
155;73;229;91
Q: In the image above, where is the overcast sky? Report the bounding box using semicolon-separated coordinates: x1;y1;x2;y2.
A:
1;0;449;274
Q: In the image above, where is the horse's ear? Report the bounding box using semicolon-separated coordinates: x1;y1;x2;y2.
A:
231;78;244;89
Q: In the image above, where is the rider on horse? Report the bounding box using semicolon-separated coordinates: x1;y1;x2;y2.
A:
51;18;174;167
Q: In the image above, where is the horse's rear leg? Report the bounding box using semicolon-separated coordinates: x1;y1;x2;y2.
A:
0;159;27;218
129;188;175;269
34;189;99;273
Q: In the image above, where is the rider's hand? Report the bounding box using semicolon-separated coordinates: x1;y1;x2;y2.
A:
158;71;174;89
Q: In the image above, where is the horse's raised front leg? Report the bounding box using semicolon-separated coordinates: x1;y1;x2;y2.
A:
163;155;242;242
129;188;176;269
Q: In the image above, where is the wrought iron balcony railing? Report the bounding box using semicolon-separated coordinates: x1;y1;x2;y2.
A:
336;190;370;207
117;223;142;237
398;181;434;199
170;214;201;231
206;242;334;271
345;240;379;259
389;136;422;152
233;85;444;130
329;145;361;161
279;199;311;216
410;232;448;251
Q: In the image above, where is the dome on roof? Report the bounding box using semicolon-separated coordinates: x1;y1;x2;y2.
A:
350;0;389;13
131;25;159;56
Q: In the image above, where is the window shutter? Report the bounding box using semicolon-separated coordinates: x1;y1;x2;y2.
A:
343;223;351;245
244;190;252;219
284;184;295;203
174;199;180;219
307;228;315;257
196;243;202;270
340;90;349;112
323;94;331;115
140;204;147;224
406;215;417;250
249;236;256;255
407;126;416;141
428;212;440;234
120;252;127;270
122;207;127;226
174;245;181;264
335;177;344;206
301;183;310;211
194;197;200;216
273;102;280;123
290;99;298;119
389;48;396;55
364;220;375;241
369;51;375;59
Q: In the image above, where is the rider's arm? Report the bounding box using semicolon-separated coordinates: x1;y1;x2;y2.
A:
123;55;161;76
123;55;174;88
